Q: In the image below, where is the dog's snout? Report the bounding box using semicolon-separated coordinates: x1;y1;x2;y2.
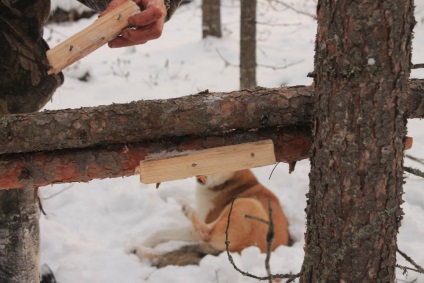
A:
196;175;207;184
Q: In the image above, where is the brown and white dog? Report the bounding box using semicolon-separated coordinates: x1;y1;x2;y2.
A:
134;169;289;260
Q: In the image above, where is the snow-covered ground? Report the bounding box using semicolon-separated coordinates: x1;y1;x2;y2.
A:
40;0;424;282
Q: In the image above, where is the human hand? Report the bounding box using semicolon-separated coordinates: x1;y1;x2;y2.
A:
101;0;167;48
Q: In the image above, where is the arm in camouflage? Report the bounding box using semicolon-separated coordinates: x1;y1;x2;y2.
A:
77;0;183;20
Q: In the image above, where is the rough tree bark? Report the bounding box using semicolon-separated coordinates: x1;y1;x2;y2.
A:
0;81;422;189
0;188;40;283
1;82;423;156
240;0;257;89
0;0;63;282
301;0;415;282
202;0;221;38
0;87;314;155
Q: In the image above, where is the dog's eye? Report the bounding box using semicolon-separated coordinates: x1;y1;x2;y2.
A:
196;175;207;184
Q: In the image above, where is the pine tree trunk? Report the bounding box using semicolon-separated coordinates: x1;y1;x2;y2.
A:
0;188;40;283
240;0;256;89
0;0;63;281
301;0;415;282
202;0;221;38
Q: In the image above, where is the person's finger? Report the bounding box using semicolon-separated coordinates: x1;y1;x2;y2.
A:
108;36;147;48
99;0;128;17
121;24;163;43
127;6;164;26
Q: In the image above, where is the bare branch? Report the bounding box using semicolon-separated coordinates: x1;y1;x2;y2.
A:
265;199;274;283
397;248;424;274
266;0;316;19
396;264;421;276
406;154;424;166
404;166;424;178
257;59;305;70
225;195;301;281
412;63;424;69
245;214;269;225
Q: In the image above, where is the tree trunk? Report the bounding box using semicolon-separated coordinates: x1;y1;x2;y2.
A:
301;0;415;282
240;0;256;89
0;188;40;283
0;0;63;281
202;0;221;38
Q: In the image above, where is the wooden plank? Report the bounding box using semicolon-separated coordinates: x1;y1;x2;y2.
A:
46;0;140;75
137;140;277;184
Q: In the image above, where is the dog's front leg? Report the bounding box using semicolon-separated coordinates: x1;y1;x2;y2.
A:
181;203;212;242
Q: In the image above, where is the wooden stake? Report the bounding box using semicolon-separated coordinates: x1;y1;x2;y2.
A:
46;0;140;75
136;140;277;184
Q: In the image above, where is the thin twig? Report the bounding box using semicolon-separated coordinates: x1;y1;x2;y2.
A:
397;248;424;274
38;197;47;216
215;48;237;68
412;63;424;69
256;21;302;27
396;264;422;275
265;199;274;283
42;184;74;200
258;59;304;70
269;162;280;180
245;214;270;225
406;154;424;166
266;0;316;19
395;276;418;283
225;195;302;281
404;166;424;178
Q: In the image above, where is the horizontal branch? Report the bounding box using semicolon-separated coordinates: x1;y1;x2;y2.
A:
0;80;422;189
0;127;311;189
1;80;422;156
0;87;310;155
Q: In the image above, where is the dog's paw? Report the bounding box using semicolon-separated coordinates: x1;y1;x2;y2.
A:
181;203;195;218
130;245;162;261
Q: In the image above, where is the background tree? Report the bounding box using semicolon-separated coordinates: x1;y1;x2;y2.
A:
240;0;256;89
301;0;415;282
202;0;222;38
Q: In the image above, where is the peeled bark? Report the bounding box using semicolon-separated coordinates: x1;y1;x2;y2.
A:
301;0;415;282
0;126;312;189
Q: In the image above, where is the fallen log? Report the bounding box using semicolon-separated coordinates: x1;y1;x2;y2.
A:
0;127;312;189
0;81;422;156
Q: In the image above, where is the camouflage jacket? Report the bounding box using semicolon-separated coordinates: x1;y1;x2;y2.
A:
78;0;183;20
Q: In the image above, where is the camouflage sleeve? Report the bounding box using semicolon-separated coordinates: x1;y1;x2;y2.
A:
76;0;110;12
77;0;183;21
164;0;183;21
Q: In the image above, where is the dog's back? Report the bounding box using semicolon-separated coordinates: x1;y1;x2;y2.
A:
194;169;289;252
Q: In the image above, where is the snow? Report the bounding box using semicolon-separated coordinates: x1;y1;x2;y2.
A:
39;0;424;282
